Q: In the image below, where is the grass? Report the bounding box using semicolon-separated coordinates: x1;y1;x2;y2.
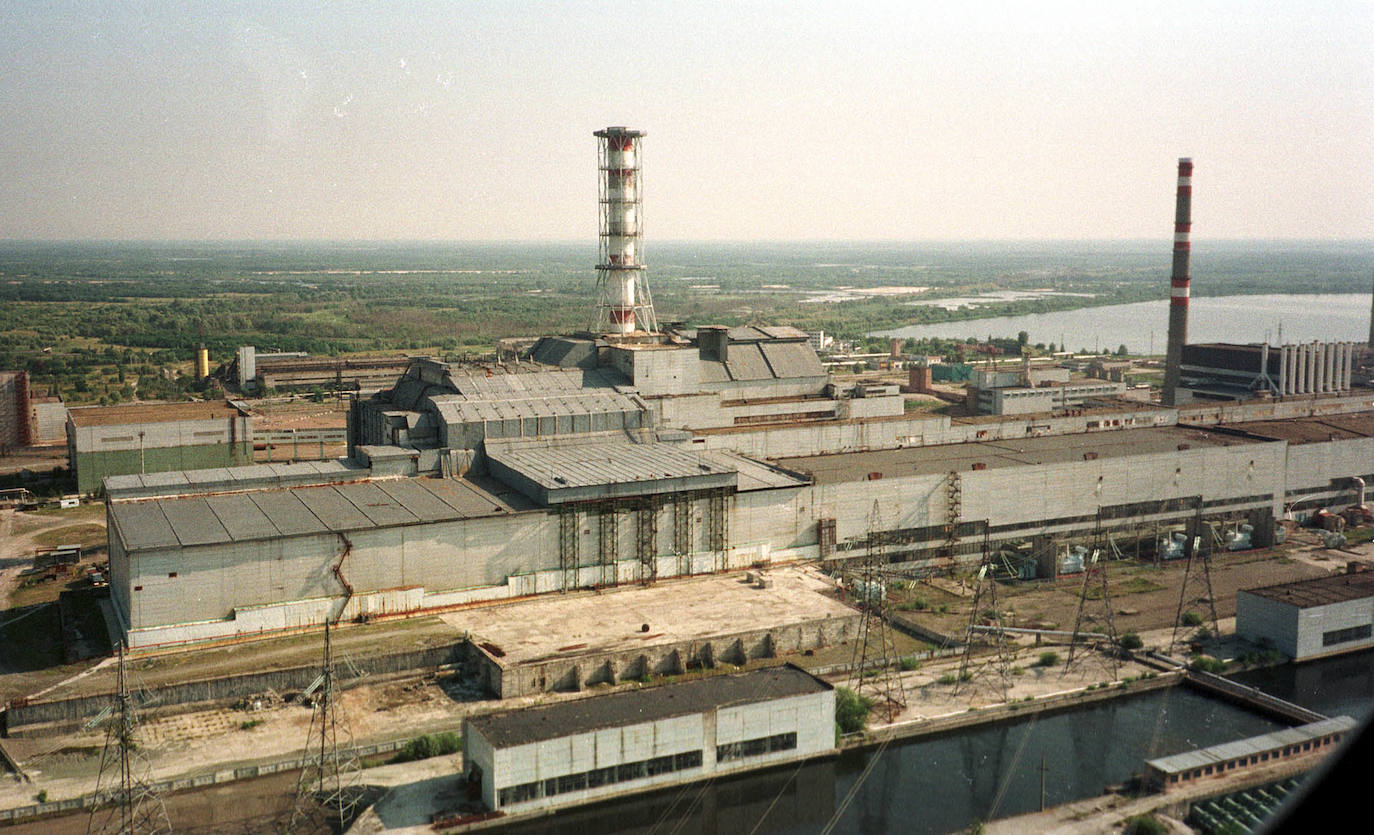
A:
391;732;462;763
33;523;107;550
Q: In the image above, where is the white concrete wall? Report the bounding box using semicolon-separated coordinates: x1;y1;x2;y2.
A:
1295;597;1374;660
1235;591;1300;657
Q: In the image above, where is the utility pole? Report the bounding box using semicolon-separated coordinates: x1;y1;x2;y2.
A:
1170;506;1220;655
845;501;907;722
291;622;362;832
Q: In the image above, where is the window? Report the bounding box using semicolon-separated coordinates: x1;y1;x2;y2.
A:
1322;623;1372;647
498;750;706;806
717;732;798;763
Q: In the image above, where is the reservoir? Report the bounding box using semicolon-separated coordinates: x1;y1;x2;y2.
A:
870;293;1369;355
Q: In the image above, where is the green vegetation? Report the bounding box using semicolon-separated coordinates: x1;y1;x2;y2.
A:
239;719;264;731
1119;633;1143;651
35;790;47;804
834;687;873;735
1190;656;1228;674
2;241;1363;407
391;732;462;763
1123;813;1168;835
899;655;921;672
1181;611;1203;627
1034;651;1059;667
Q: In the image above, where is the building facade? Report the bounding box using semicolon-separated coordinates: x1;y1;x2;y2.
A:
462;665;834;814
1236;570;1374;660
67;401;253;494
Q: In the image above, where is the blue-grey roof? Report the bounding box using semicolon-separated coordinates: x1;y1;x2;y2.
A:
1146;716;1356;775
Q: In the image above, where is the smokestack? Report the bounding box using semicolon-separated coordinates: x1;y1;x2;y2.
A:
1161;157;1193;406
594;127;656;336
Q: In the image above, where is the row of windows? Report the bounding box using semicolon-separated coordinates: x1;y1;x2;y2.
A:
497;750;703;807
1164;735;1341;783
1322;623;1372;647
717;732;797;764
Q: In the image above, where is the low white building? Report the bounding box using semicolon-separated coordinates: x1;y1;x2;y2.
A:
1236;570;1374;660
462;664;835;815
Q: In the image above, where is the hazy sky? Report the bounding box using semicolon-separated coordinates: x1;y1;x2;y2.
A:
1;1;1370;241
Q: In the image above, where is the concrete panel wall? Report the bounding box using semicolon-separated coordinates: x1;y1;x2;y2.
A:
1235;591;1300;657
1295;598;1374;660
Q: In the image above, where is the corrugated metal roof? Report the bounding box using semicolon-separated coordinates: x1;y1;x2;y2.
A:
335;482;419;527
374;479;460;523
157;498;232;547
113;502;179;551
467;665;829;748
487;440;733;491
205;493;280;541
250;491;329;536
295;486;373;531
1146;716;1356;775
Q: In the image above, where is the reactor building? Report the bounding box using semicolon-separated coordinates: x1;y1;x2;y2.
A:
99;137;1374;650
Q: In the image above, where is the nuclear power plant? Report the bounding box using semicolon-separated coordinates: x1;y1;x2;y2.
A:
87;137;1374;659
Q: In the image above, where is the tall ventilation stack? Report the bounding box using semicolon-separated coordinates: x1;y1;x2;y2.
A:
594;127;656;336
1161;157;1194;407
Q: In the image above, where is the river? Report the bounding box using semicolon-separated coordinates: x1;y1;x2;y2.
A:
489;649;1374;834
870;293;1370;355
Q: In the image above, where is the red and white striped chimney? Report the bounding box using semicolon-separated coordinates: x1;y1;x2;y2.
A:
1161;157;1193;406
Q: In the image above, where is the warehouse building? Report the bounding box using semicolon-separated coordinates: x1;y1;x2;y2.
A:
461;664;834;814
1144;716;1356;792
1236;570;1374;660
67;400;253;494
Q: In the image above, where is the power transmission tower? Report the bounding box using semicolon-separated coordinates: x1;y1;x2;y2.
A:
845;502;907;722
956;528;1013;700
1065;516;1120;678
291;622;363;833
87;642;171;835
1169;509;1220;655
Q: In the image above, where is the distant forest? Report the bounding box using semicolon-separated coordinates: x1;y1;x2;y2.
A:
1;240;1369;405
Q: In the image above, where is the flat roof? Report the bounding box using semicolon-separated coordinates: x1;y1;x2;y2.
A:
467;664;828;749
775;426;1258;485
1217;412;1374;445
110;476;518;551
68;400;245;427
486;439;737;503
1147;716;1356;775
1240;570;1374;609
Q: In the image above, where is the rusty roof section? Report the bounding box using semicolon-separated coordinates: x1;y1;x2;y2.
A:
1240;570;1374;609
67;400;248;427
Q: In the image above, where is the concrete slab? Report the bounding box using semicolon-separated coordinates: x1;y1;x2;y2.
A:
438;566;852;665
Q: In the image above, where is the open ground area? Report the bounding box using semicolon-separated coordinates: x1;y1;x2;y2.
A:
0;521;1368;830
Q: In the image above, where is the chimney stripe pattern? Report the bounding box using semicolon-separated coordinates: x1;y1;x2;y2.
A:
1162;157;1193;406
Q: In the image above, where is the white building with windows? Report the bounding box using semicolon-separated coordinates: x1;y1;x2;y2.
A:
1236;570;1374;660
461;664;835;814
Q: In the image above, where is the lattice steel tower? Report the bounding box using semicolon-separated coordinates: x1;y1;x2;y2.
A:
594;127;657;336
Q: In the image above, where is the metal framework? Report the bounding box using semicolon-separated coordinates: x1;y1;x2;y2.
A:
559;504;580;592
598;504;620;586
1170;509;1221;654
291;623;362;832
956;529;1013;700
672;492;694;577
594;127;657;336
707;487;729;572
846;502;907;722
637;496;660;585
1065;515;1121;677
87;642;171;835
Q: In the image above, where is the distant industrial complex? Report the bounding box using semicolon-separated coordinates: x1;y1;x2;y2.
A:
1;133;1371;828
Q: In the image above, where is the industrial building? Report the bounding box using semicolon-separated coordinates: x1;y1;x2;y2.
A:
68;400;253;494
95;142;1374;652
0;371;33;451
966;366;1128;416
231;345;412;394
1235;570;1374;661
1144;716;1356;792
1178;342;1359;401
461;664;834;814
